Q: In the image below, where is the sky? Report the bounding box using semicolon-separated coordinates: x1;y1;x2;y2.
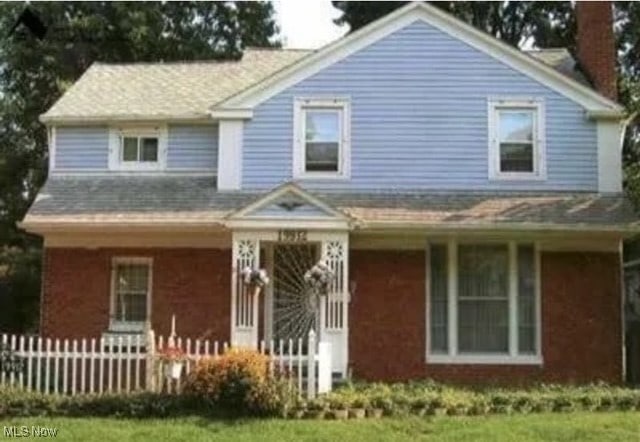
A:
273;0;349;49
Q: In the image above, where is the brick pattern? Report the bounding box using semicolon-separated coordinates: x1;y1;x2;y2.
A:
576;2;617;100
43;247;622;384
42;248;231;341
349;249;622;384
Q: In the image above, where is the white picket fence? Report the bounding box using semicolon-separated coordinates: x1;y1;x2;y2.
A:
0;330;332;399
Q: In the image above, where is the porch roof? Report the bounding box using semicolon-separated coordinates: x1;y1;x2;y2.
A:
21;176;640;233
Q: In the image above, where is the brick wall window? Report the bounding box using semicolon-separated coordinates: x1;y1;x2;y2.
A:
427;241;541;364
110;257;152;332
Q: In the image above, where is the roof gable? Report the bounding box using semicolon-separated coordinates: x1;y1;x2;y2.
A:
227;182;352;229
216;2;622;116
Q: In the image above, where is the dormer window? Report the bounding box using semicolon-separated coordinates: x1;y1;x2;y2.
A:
122;136;158;163
108;126;167;171
488;99;546;180
293;98;351;179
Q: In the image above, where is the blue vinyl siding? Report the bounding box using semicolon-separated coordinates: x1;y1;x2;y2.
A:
55;126;109;170
167;124;218;171
243;20;598;191
54;125;218;172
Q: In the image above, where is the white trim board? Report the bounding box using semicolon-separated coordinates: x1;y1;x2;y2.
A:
215;2;622;116
227;182;353;223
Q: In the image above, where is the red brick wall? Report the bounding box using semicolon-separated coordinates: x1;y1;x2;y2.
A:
349;249;622;384
41;248;231;341
576;2;617;100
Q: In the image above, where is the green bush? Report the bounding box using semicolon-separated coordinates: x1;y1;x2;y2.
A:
0;387;208;418
324;381;640;418
183;348;296;416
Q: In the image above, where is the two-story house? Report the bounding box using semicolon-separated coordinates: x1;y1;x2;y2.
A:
21;2;638;383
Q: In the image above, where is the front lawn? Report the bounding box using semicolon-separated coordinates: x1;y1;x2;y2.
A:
2;412;640;441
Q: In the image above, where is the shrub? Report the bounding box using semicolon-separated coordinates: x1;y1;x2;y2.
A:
0;387;206;418
327;381;640;418
184;348;294;416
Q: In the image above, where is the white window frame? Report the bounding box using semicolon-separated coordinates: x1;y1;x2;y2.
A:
293;97;351;180
109;257;153;333
426;240;542;365
488;98;546;181
108;126;168;171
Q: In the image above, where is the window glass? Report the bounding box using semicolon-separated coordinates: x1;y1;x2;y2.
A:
122;137;139;162
498;110;534;173
141;138;158;162
114;264;149;323
305;110;339;172
430;244;448;353
457;245;509;353
517;245;536;354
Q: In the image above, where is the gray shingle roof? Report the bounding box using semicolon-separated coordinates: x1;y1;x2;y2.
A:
41;47;591;122
24;176;639;231
526;48;590;88
42;49;311;121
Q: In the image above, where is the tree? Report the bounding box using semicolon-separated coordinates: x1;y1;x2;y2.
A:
0;2;280;332
333;1;573;47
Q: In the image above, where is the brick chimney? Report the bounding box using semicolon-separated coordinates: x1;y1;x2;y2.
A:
575;1;617;100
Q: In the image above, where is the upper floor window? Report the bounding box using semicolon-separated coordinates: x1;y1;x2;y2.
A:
122;136;158;163
488;99;545;180
109;126;167;171
293;98;350;179
110;257;152;332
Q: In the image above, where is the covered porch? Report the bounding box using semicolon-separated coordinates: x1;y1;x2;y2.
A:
226;184;354;377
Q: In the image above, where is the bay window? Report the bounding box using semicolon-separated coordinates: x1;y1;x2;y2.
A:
428;241;541;364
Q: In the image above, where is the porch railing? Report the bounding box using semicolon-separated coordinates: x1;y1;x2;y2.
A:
0;330;332;399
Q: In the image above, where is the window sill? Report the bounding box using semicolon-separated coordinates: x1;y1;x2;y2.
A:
489;173;546;181
293;173;350;181
108;321;146;333
110;165;164;172
427;354;543;365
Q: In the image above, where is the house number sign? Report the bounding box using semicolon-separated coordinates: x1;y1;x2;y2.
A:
278;229;307;242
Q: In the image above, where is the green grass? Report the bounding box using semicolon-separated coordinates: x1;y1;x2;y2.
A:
2;412;640;441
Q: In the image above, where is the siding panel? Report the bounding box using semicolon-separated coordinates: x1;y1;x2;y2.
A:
54;125;218;172
167;124;218;171
55;126;109;170
243;21;598;191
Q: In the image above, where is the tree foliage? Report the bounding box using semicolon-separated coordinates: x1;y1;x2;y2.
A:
0;2;279;332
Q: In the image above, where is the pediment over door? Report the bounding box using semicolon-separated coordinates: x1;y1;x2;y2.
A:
225;182;353;230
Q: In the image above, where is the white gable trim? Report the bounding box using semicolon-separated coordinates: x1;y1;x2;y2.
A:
216;2;622;116
228;182;349;220
226;182;353;230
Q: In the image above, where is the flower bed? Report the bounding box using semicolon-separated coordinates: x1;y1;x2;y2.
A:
3;380;640;420
285;381;640;419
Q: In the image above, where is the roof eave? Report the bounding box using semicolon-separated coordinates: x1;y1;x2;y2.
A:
39;113;214;125
360;220;639;237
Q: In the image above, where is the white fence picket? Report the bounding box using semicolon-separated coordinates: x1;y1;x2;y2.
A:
53;339;60;394
89;339;96;394
62;339;69;394
26;336;34;391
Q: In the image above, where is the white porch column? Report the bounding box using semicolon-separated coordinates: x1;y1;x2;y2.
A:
320;233;349;377
231;232;260;348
